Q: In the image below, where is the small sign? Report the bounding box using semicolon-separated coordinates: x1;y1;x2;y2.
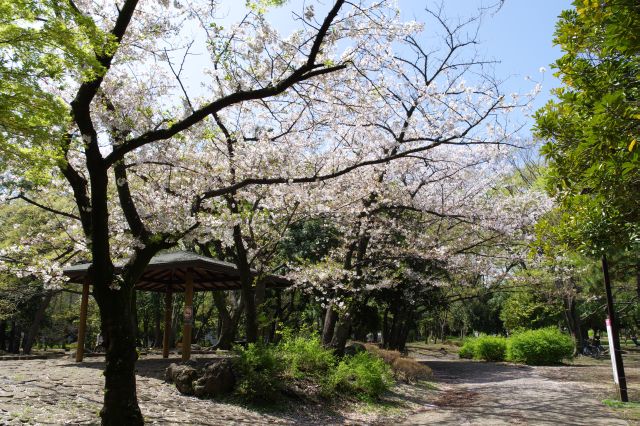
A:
184;306;193;325
605;318;619;384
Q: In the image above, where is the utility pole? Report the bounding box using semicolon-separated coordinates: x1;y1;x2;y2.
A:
601;254;628;402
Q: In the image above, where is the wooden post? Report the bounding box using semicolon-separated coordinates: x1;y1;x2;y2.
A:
75;280;90;362
162;287;173;359
182;269;194;361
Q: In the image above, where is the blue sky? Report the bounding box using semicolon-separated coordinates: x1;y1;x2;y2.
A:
213;0;573;134
433;1;572;114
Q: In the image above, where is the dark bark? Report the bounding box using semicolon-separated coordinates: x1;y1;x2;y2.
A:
8;321;18;353
142;303;149;347
233;225;258;342
153;293;162;347
23;290;56;354
330;313;352;356
636;262;640;300
322;304;338;346
212;291;243;350
0;320;6;351
132;290;138;345
563;293;584;355
94;283;142;425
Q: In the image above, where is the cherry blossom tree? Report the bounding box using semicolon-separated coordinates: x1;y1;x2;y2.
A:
2;0;538;422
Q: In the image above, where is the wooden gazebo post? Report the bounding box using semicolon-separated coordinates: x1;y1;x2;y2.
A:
181;269;194;361
162;285;173;358
75;278;90;362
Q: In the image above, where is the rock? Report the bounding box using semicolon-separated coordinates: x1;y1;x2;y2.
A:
191;344;202;351
344;342;366;356
165;364;199;395
193;358;235;398
164;363;179;383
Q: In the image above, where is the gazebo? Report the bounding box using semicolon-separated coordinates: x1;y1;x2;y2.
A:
63;251;290;362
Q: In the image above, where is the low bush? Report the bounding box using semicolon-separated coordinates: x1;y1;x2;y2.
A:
232;343;283;402
363;343;402;364
473;336;507;361
391;357;432;383
507;327;574;365
232;335;397;403
327;351;393;400
458;339;476;359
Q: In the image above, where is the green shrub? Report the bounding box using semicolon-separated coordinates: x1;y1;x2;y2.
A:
278;331;336;379
473;336;507;361
233;343;284;402
327;351;393;400
458;339;476;359
507;327;574;365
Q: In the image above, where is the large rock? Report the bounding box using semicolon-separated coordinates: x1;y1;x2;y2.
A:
193;358;235;398
344;342;366;357
165;363;199;395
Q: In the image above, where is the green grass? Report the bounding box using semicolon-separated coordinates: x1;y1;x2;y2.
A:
603;399;640;421
603;399;640;409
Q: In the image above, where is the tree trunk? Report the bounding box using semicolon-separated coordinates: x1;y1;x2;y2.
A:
636;262;640;300
132;290;138;346
322;304;338;346
7;321;18;354
0;320;6;351
212;292;235;349
232;225;258;343
153;293;162;347
23;290;55;354
142;307;149;348
94;283;142;425
382;308;389;347
563;294;584;355
330;312;352;356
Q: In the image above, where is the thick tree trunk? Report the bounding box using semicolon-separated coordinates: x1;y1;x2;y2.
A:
330;312;352;356
94;284;141;425
212;292;236;350
84;152;143;425
23;291;55;354
563;294;584;355
232;225;258;342
322;304;338;346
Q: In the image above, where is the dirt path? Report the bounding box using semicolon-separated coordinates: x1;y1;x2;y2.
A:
403;358;628;425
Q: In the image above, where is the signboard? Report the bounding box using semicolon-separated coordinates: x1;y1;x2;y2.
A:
184;306;193;325
605;318;619;384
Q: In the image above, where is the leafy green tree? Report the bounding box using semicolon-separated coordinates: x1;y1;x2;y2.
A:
534;0;640;252
0;0;111;183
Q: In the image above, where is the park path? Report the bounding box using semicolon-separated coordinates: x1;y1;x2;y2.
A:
402;358;628;425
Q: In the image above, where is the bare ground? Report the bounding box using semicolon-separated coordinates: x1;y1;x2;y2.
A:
403;344;640;426
0;352;431;425
1;347;638;425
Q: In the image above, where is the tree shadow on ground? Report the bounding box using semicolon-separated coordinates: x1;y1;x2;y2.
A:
420;359;534;385
59;355;356;425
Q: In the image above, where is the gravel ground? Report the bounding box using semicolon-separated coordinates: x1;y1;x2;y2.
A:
1;348;636;425
0;353;430;425
402;349;636;426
